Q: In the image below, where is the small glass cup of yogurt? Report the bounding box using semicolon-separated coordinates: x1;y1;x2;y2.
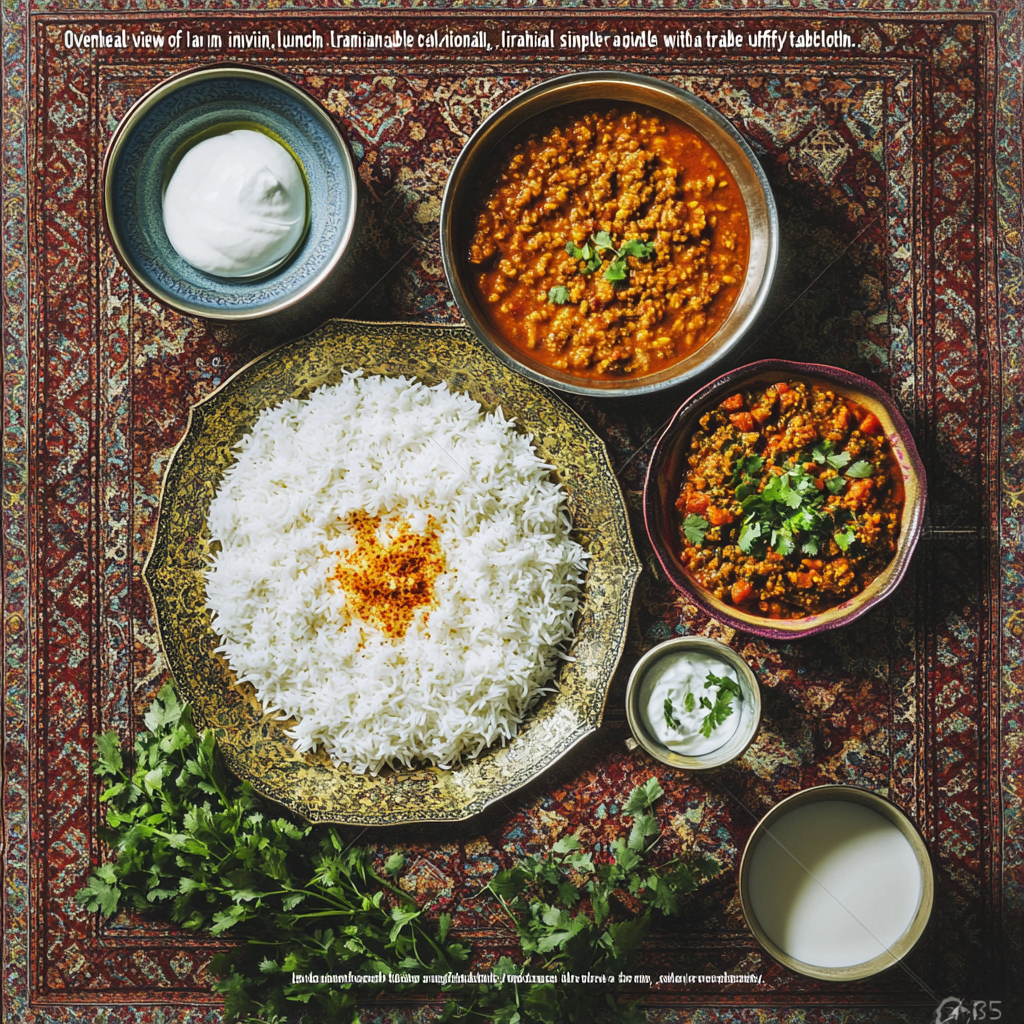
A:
624;636;760;770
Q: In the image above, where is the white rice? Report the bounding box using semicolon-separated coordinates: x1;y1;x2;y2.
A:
205;372;587;774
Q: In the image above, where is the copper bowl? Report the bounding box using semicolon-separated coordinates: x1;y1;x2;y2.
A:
439;71;778;398
643;360;926;640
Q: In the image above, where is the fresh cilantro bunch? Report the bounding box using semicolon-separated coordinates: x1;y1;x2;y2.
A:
454;778;718;1024
77;684;468;1024
549;233;655;303
79;689;716;1024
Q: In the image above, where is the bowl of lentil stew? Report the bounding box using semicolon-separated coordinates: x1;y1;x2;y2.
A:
440;72;778;398
643;360;926;639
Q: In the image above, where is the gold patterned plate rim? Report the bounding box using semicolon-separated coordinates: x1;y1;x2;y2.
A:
144;319;642;825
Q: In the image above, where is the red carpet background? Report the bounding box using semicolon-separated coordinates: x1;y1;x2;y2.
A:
3;4;1022;1021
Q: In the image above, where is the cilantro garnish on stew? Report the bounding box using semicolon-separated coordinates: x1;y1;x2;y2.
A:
735;456;857;559
683;514;710;545
674;380;903;618
564;233;655;287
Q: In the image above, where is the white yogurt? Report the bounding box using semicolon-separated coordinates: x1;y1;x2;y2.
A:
640;650;743;756
162;129;307;278
746;799;923;968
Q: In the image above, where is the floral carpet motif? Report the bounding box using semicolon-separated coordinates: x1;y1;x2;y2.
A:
2;3;1021;1022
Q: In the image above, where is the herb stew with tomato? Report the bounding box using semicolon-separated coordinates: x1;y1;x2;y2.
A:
468;106;749;379
676;381;904;618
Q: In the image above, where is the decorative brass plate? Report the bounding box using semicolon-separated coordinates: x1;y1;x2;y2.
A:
144;320;641;825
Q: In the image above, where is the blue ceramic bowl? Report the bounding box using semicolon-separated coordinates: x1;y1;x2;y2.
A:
103;66;357;320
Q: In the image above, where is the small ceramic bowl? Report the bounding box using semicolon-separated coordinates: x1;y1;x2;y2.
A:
739;785;934;981
103;66;358;320
440;71;778;398
643;360;927;640
624;635;760;770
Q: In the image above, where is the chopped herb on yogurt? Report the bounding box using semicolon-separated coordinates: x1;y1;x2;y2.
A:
697;672;743;738
643;650;744;756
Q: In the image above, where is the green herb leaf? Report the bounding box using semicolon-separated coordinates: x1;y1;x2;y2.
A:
773;528;795;557
567;239;602;273
552;833;582;854
547;285;571;305
622;777;664;816
664;698;680;731
581;244;602;273
706;671;742;696
684;691;697;712
834;524;857;551
627;812;660;852
683;514;709;545
490;867;528;902
812;440;852;471
748;455;766;474
699;673;742;738
845;460;874;478
602;258;628;282
75;871;120;917
95;730;124;776
619;238;656;259
737;518;762;554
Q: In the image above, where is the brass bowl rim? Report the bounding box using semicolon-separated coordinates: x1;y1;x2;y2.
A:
101;64;358;321
738;784;935;981
624;636;761;769
439;70;779;398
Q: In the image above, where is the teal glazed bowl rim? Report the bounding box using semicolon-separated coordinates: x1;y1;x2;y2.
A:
102;65;358;321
